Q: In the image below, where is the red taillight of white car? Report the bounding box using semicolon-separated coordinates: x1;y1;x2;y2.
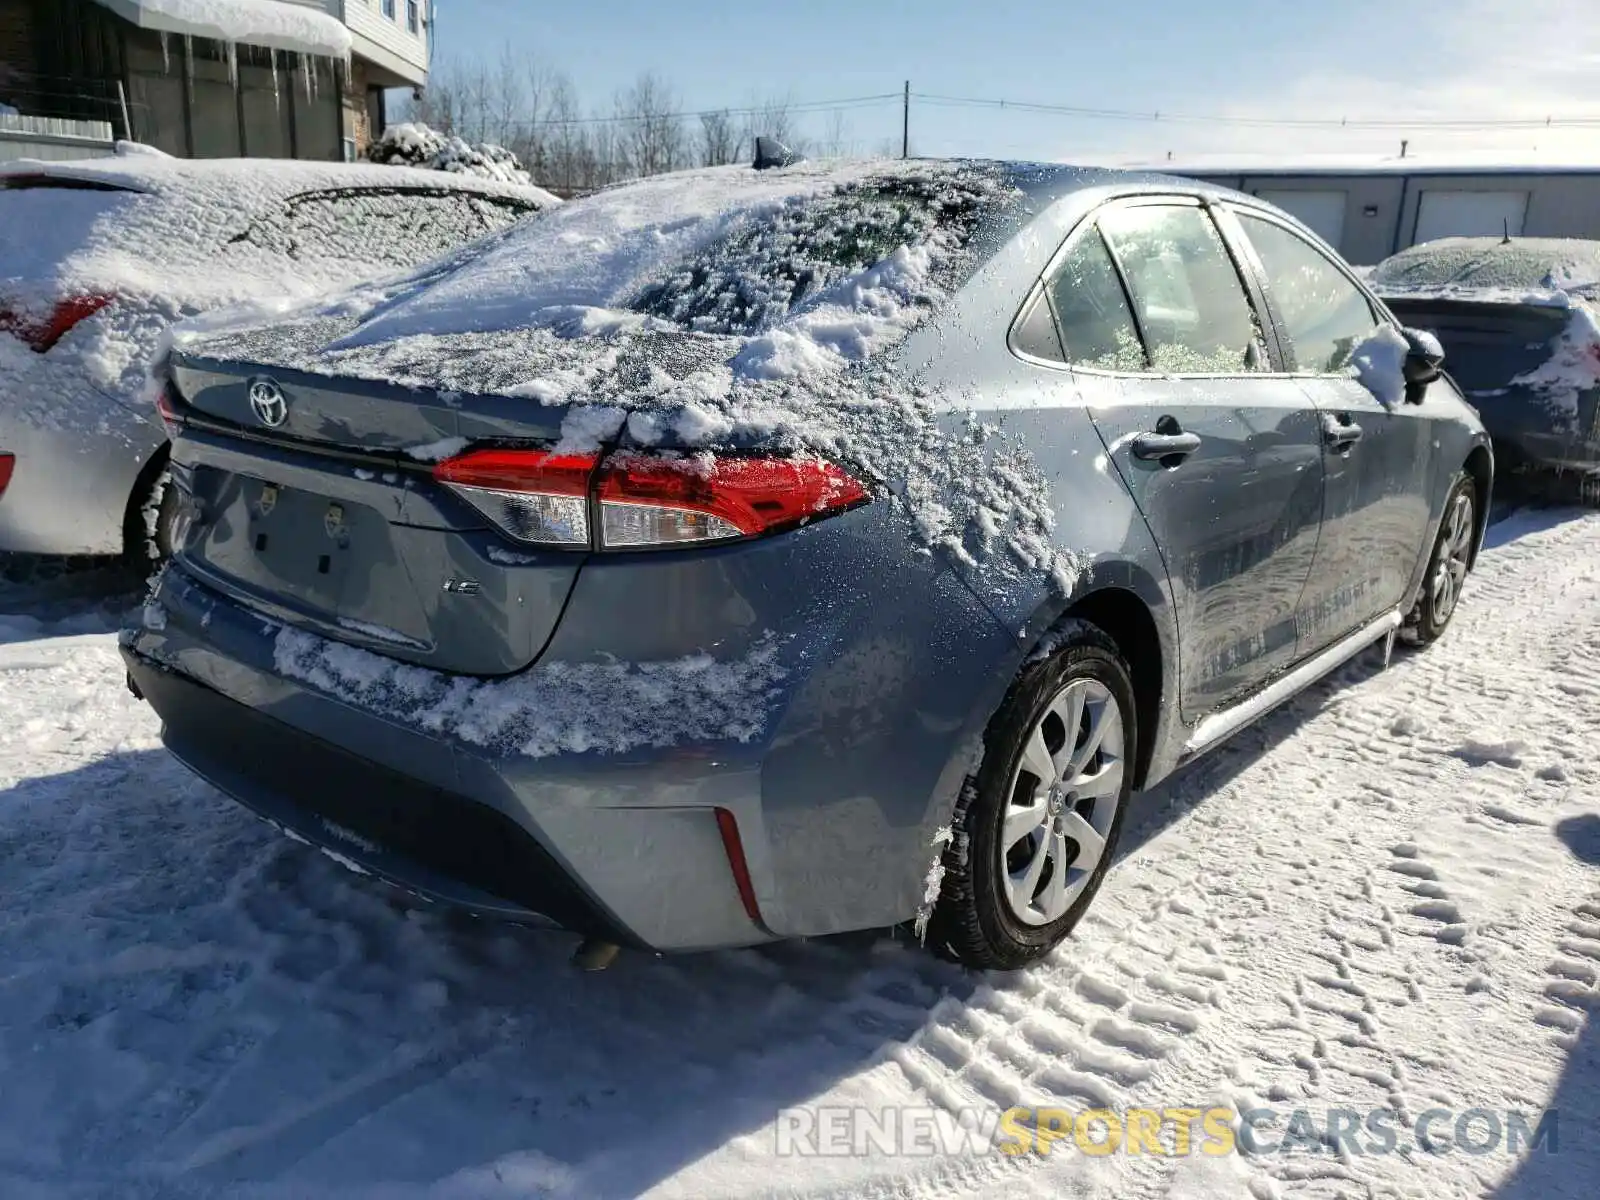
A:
433;447;869;550
0;294;114;353
0;452;14;501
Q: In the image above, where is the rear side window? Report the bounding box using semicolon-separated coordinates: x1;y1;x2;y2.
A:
1044;231;1146;370
234;189;539;271
1237;212;1379;373
1099;204;1267;374
0;184;141;284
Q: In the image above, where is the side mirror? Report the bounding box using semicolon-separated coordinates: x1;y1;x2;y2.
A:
1401;327;1444;404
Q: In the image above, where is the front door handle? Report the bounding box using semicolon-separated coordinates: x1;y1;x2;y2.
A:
1131;431;1203;462
1323;415;1364;450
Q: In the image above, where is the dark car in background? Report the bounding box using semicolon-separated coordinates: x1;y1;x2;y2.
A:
1372;237;1600;500
124;159;1491;970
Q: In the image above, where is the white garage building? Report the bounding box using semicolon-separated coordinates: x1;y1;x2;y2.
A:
1119;153;1600;266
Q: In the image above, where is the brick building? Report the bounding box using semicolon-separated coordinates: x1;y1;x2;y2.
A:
0;0;431;161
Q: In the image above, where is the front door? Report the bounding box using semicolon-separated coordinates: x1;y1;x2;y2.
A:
1227;208;1436;652
1051;200;1326;720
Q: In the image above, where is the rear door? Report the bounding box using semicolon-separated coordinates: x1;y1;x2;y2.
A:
1227;207;1435;652
1060;198;1325;720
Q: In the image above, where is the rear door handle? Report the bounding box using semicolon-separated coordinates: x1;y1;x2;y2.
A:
1322;415;1364;450
1131;431;1202;462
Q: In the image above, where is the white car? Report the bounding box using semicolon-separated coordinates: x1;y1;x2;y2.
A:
0;146;557;563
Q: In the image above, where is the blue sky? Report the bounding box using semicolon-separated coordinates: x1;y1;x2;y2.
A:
430;0;1600;163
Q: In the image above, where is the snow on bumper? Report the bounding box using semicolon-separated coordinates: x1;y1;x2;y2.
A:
124;570;777;953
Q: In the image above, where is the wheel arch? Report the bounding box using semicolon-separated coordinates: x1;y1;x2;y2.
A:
1026;571;1174;792
120;437;172;564
1463;443;1493;567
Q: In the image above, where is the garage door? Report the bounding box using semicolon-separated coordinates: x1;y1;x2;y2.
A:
1254;190;1348;249
1413;190;1528;244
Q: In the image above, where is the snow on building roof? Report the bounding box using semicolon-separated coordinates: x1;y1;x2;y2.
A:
90;0;353;60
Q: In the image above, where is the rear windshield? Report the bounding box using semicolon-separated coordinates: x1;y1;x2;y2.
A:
0;184;141;284
630;169;1015;336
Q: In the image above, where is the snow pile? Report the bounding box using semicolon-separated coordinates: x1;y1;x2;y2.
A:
172;161;1082;596
1371;236;1600;307
731;242;937;380
1350;323;1413;407
367;123;535;188
1508;301;1600;427
273;626;788;757
88;0;353;60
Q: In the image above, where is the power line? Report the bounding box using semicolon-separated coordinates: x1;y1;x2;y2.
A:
912;91;1600;132
439;93;903;131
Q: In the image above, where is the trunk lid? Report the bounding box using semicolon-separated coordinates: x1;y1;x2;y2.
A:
167;359;594;677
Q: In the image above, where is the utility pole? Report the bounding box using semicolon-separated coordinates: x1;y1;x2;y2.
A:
902;80;910;158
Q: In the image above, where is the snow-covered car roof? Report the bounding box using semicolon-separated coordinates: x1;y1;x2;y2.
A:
1370;237;1600;306
0;147;559;318
0;148;562;405
0;145;558;207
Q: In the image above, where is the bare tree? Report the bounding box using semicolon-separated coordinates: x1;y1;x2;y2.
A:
614;73;686;179
816;109;855;158
741;93;810;156
698;108;740;166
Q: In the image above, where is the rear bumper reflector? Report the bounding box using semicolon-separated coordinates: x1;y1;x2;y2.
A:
715;807;762;924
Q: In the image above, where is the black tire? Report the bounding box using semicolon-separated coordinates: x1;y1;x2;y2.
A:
1402;470;1477;647
928;623;1138;971
122;457;176;574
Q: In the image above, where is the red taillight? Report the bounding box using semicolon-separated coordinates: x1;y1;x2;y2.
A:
433;448;869;550
597;454;869;547
0;453;14;501
154;387;184;435
0;294;114;353
434;448;599;547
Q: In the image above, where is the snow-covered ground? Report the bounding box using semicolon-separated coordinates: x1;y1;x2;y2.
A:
1;509;1597;1199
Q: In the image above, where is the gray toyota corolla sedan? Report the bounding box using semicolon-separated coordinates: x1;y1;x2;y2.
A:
122;158;1491;970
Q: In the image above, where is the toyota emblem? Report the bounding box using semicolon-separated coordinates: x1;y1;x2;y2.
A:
248;378;288;427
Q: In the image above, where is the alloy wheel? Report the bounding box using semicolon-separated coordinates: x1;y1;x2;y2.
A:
1000;677;1127;927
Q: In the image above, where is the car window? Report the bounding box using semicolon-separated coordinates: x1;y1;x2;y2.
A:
1237;212;1380;373
1098;204;1268;374
1012;291;1065;362
1041;230;1147;371
233;189;539;271
631;170;1009;336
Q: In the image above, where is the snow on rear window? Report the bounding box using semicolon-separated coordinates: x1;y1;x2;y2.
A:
231;188;540;273
0;188;140;286
1372;237;1600;302
630;172;1005;336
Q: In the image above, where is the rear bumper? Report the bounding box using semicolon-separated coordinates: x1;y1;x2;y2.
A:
126;497;1023;948
123;647;645;944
